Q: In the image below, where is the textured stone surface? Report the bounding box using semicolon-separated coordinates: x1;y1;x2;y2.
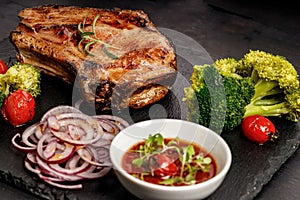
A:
0;0;300;199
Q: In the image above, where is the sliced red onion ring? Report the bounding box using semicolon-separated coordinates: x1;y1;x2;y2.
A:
38;173;67;183
21;123;41;147
97;120;119;134
47;116;60;131
93;114;130;129
49;152;91;175
89;137;112;147
101;132;115;141
24;159;41;174
42;179;83;190
36;156;83;181
11;105;129;190
49;112;104;145
77;165;111;179
85;145;111;164
26;152;37;164
34;124;45;139
51;130;102;146
57;117;99;140
43;140;57;159
65;154;81;169
77;148;111;167
68;124;86;140
41;105;82;123
37;133;76;164
11;134;36;152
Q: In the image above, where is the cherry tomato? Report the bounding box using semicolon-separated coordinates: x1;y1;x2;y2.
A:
1;90;36;127
241;115;278;145
0;59;8;74
150;154;177;177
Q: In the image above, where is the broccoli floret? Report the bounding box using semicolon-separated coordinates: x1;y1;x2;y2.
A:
0;74;9;95
5;62;41;97
214;58;243;79
184;50;300;132
190;65;227;133
239;50;300;121
0;92;5;108
183;64;254;133
0;74;9;108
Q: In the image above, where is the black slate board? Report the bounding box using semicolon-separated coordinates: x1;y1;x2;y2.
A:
1;38;300;200
0;6;300;199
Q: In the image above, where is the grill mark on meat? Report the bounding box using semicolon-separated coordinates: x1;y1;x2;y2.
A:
10;5;177;111
18;6;154;30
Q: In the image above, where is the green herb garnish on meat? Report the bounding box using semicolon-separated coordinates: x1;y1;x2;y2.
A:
78;13;119;58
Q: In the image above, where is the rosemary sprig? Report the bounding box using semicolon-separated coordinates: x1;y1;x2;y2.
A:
77;13;119;58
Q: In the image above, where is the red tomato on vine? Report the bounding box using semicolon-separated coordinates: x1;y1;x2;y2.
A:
1;90;36;127
241;115;278;145
0;59;8;74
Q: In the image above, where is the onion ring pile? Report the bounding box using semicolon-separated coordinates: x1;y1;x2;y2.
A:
11;105;129;189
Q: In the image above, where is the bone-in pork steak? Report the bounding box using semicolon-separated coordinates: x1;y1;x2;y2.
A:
10;5;177;111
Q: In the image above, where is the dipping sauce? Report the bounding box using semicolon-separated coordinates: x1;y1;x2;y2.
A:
122;133;217;186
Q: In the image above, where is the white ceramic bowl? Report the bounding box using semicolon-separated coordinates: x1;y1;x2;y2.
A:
110;119;232;200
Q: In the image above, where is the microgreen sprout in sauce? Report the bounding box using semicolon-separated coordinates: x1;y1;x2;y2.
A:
122;133;217;186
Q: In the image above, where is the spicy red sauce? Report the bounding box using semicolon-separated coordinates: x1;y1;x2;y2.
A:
122;138;217;186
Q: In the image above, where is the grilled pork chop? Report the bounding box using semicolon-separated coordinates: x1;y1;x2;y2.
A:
10;5;177;111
